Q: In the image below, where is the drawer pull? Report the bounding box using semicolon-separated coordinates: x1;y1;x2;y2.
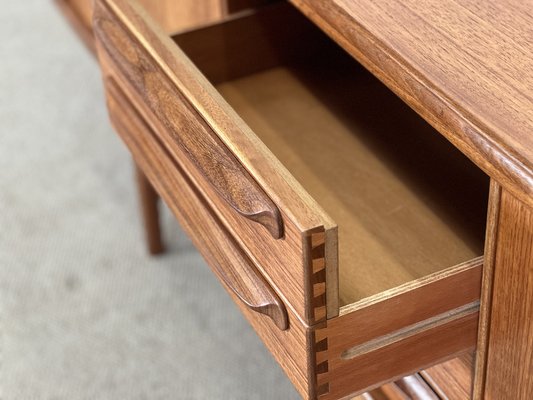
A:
213;250;290;331
105;76;289;331
93;1;283;239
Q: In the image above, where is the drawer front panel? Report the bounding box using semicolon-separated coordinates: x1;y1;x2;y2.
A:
93;0;338;324
104;75;321;398
106;77;289;329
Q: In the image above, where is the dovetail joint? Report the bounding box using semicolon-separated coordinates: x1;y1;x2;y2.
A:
309;230;330;397
310;231;327;322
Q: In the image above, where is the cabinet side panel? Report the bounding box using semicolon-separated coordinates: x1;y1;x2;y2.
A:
473;179;501;398
478;189;533;400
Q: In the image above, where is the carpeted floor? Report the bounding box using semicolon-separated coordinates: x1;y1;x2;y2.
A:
0;1;299;399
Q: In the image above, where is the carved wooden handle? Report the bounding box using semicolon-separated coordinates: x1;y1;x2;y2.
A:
93;0;283;239
105;76;289;330
210;243;290;331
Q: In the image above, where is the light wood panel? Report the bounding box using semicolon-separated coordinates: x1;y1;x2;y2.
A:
290;0;533;211
476;190;533;399
216;62;488;305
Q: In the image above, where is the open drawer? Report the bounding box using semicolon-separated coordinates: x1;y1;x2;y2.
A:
93;1;489;398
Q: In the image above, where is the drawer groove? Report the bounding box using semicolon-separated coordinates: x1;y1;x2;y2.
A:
340;301;479;360
319;311;478;400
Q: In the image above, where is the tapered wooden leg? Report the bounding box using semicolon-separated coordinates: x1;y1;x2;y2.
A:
135;164;164;254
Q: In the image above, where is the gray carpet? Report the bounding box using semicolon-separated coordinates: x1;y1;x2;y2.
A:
0;1;299;399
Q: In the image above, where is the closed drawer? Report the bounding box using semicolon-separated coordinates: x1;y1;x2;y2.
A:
93;1;489;399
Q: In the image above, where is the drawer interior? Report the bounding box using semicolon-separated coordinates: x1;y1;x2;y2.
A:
215;62;488;307
172;2;489;307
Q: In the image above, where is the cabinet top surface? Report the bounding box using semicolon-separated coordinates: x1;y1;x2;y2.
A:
292;0;533;203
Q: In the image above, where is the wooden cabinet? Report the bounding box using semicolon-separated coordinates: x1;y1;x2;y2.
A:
93;1;487;398
56;0;533;398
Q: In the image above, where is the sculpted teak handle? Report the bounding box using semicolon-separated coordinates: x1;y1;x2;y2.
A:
210;242;290;331
105;76;289;330
93;0;283;239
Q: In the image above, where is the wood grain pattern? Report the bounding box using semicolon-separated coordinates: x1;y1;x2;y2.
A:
478;190;533;399
315;261;480;399
57;0;273;256
103;75;316;395
93;0;338;323
135;165;164;254
74;0;533;397
95;4;491;396
309;230;330;397
95;2;284;240
336;259;481;350
473;180;502;398
110;78;288;330
422;353;474;400
289;0;533;211
319;309;478;399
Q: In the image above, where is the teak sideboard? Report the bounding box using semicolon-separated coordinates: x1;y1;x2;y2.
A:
55;0;533;399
